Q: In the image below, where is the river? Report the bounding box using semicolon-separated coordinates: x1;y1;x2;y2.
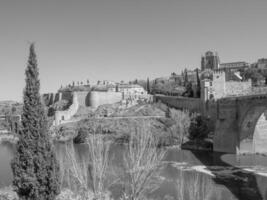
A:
1;141;267;200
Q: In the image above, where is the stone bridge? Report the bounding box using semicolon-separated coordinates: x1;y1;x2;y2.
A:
155;94;267;154
214;94;267;154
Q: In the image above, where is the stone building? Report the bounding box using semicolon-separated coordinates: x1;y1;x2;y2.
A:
257;58;267;69
201;71;252;100
220;61;249;71
117;84;147;99
201;51;220;71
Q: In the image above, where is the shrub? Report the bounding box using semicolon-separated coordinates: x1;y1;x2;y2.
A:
189;115;210;140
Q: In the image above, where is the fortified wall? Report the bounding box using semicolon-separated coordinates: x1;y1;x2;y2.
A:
89;91;123;108
76;91;90;107
42;91;72;106
201;71;267;100
54;92;79;125
42;93;62;106
154;95;204;114
225;80;252;96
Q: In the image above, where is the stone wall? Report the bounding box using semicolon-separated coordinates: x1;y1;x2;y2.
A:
42;91;73;107
154;95;203;114
54;92;79;125
76;91;90;107
212;71;226;99
88;91;123;108
42;93;62;106
225;80;252;97
251;86;267;95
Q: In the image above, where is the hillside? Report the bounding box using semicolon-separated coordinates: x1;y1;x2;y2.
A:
55;102;190;146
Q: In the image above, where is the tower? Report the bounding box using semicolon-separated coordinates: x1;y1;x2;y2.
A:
201;51;220;71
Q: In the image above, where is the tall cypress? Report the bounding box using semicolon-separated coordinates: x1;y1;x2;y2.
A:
184;69;188;87
196;68;201;98
11;44;60;200
146;77;150;94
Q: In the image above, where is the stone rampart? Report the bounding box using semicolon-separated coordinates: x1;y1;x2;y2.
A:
42;93;61;106
42;91;73;106
225;80;252;97
154;95;203;114
251;86;267;95
89;91;123;108
54;92;79;125
76;91;90;107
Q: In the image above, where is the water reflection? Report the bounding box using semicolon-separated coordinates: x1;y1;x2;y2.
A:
1;142;267;199
188;150;265;200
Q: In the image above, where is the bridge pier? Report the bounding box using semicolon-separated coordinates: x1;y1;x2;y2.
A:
213;118;239;153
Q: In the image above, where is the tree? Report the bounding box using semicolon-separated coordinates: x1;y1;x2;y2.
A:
189;115;210;140
196;68;201;98
63;126;113;199
184;69;188;87
242;68;264;86
122;121;165;200
169;109;190;145
11;44;60;200
146;77;150;94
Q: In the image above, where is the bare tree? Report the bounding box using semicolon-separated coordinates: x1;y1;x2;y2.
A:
62;127;112;200
169;109;190;145
87;132;111;199
121;121;166;200
176;170;218;200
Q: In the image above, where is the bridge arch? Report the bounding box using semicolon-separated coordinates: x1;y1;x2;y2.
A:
238;106;267;154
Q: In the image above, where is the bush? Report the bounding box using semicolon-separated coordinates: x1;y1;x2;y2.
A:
189;115;210;141
73;125;88;143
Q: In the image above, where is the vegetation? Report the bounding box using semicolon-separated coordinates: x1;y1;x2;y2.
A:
62;126;113;200
71;103;191;147
189;114;211;141
169;108;191;145
151;78;183;96
121;122;166;200
11;44;60;200
176;171;217;200
241;68;265;85
146;78;150;93
182;82;194;97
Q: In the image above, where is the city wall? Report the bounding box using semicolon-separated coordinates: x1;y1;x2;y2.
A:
76;91;90;107
42;91;72;106
225;81;252;97
54;92;79;125
251;86;267;95
88;91;123;108
154;95;204;114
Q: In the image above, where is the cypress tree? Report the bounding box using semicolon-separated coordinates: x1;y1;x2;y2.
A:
11;44;60;200
196;68;201;98
146;77;150;94
184;69;188;87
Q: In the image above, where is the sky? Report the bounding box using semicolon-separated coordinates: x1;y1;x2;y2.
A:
0;0;267;101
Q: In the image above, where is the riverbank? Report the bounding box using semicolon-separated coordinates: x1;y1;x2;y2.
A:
0;187;109;200
0;134;18;144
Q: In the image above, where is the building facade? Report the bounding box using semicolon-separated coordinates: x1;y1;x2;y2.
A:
201;51;220;71
220;62;249;71
201;71;253;101
257;58;267;69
